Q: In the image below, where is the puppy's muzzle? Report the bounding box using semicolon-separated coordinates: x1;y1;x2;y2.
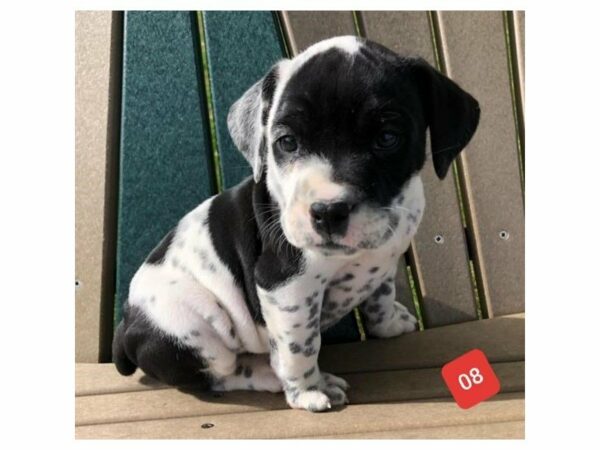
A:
309;201;355;238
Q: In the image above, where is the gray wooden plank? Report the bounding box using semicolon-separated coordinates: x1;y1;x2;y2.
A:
313;420;524;439
76;361;523;426
75;11;121;362
361;11;479;327
320;313;524;373
514;11;525;103
436;12;525;317
280;11;357;53
77;314;524;397
75;392;524;439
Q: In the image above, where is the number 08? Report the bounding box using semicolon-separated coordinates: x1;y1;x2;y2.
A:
458;368;484;390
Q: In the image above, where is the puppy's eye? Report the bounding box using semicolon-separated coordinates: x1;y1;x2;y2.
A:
276;135;298;153
374;131;402;151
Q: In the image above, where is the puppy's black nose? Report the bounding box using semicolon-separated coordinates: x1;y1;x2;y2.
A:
310;202;353;237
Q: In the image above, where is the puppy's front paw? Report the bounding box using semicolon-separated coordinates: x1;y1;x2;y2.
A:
367;302;418;338
285;372;350;412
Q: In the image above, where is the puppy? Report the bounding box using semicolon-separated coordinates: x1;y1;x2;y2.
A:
113;36;480;412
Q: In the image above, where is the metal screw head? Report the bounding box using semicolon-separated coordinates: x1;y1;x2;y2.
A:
434;234;445;244
499;230;510;240
201;423;214;429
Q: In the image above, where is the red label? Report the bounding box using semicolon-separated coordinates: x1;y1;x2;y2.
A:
441;349;501;409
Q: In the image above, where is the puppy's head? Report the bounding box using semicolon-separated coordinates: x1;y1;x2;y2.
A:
228;36;480;255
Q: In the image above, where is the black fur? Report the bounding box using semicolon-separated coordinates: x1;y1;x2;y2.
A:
145;228;175;264
271;42;479;210
113;303;212;389
207;175;304;324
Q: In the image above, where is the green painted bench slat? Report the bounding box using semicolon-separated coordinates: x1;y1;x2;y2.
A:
201;11;285;190
115;11;216;324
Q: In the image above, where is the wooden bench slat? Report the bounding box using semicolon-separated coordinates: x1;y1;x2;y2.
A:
313;420;524;439
507;10;525;184
436;12;525;317
76;314;523;396
513;11;525;104
76;361;523;426
280;11;356;54
361;11;479;328
75;11;120;362
319;313;524;373
75;392;524;439
201;11;284;190
114;12;217;325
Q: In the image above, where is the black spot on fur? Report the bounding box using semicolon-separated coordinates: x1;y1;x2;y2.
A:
145;229;176;265
305;331;319;346
303;346;317;357
308;303;319;320
268;338;278;351
306;318;319;329
279;305;300;313
289;342;302;353
303;366;316;379
243;366;253;378
235;365;244;376
369;266;380;273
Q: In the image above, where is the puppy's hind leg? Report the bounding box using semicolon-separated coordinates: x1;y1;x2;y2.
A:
210;353;283;393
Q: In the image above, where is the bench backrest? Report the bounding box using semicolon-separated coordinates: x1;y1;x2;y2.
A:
75;11;525;362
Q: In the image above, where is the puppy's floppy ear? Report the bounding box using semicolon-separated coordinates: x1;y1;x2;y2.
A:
413;58;480;179
227;62;282;183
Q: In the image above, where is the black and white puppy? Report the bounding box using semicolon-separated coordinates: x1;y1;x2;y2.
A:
113;36;480;412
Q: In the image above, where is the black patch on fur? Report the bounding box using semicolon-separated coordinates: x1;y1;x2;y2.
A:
261;67;278;126
208;177;304;326
145;228;176;265
112;304;212;389
272;41;479;208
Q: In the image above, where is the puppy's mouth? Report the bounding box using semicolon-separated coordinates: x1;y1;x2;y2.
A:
314;239;358;255
316;240;350;250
